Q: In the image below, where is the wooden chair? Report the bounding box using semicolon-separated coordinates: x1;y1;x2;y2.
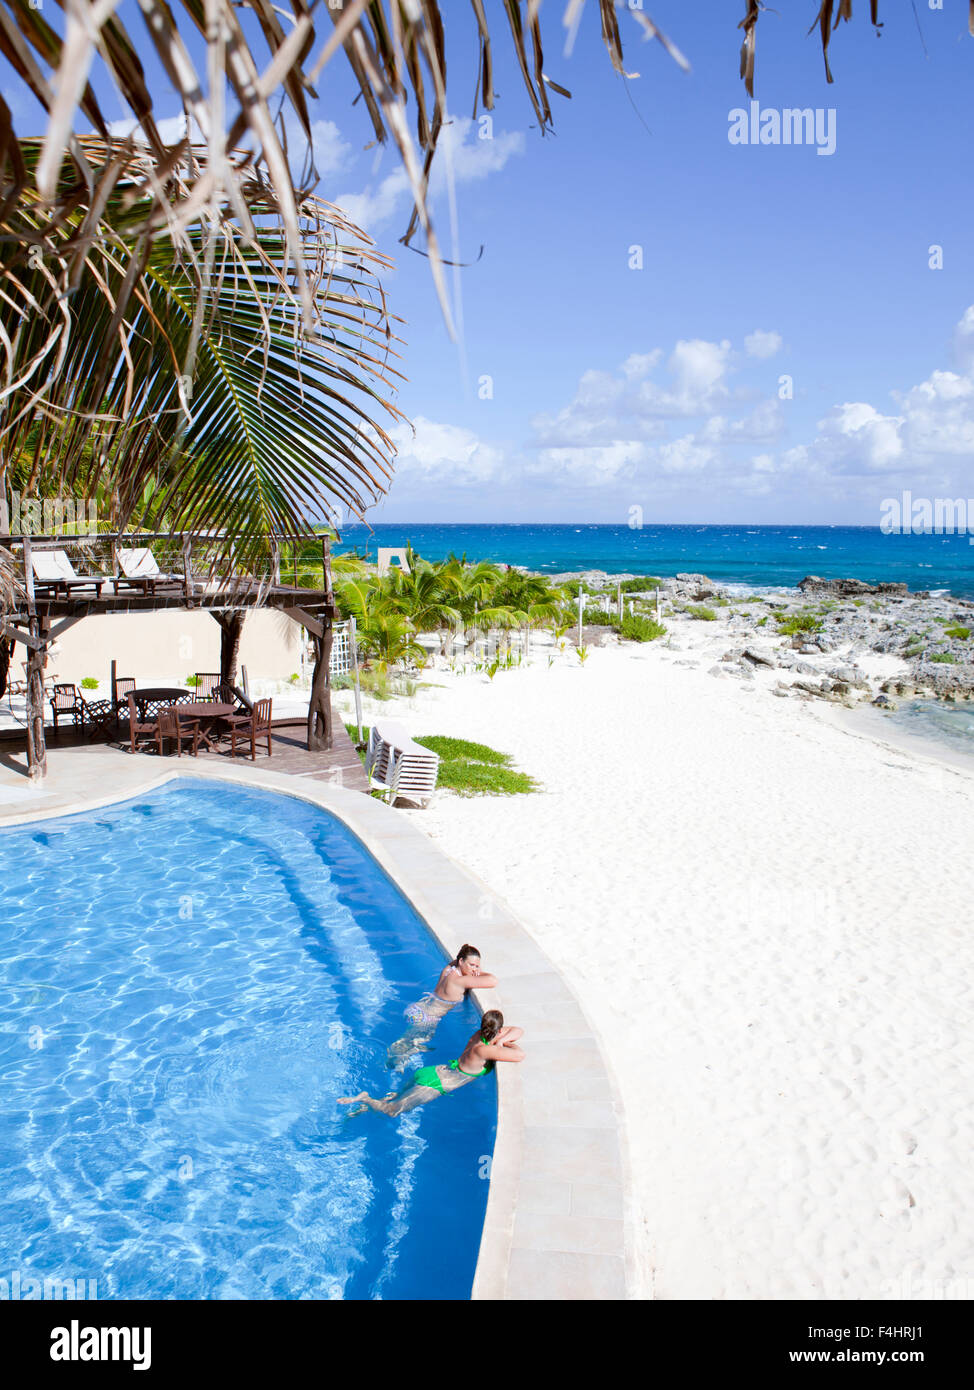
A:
226;697;273;760
193;672;222;701
155;707;200;758
51;683;87;736
214;681;252;714
127;692;158;754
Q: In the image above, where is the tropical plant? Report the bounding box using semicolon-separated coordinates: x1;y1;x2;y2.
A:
619;614;666;643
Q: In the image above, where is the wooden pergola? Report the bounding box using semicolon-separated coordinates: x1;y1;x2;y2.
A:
0;530;338;781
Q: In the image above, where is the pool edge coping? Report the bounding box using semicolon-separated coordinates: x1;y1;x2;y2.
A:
0;750;634;1301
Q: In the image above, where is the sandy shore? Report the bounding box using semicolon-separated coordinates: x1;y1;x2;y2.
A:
334;626;974;1300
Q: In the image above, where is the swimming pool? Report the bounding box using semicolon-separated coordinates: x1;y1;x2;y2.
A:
0;779;496;1300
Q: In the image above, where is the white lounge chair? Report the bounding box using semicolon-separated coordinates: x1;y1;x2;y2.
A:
30;549;104;597
366;719;439;807
115;546;185;595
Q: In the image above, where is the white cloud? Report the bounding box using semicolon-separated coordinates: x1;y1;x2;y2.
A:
744;329;783;360
336;118;524;233
390;416;503;484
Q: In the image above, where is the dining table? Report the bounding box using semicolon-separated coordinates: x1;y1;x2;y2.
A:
173;701;236;754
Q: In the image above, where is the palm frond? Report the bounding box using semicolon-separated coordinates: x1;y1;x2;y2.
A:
0;138;406;564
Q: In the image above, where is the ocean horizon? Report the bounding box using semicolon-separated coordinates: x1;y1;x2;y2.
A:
334;523;974;600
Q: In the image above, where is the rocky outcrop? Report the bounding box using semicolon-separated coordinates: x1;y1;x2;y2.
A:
797;575;909;598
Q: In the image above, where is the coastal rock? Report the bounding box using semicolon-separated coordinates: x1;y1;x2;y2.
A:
797;575;909;598
741;647;776;668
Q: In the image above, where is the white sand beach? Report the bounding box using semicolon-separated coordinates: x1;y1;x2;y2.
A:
335;627;974;1300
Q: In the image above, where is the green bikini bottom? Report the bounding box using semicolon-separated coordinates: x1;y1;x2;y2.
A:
413;1058;488;1094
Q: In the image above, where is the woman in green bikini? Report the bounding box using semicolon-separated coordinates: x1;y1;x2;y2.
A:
386;943;498;1071
339;1010;523;1117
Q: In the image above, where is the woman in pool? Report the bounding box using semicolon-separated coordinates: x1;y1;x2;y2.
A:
386;943;497;1070
340;1010;523;1117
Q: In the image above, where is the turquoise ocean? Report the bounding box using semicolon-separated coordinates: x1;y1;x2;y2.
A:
336;522;974;757
334;523;974;599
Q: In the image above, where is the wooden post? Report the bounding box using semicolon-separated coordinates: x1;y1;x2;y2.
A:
577;587;583;646
111;658;117;707
350;615;364;745
306;624;333;751
26;616;47;781
304;534;335;752
213;610;245;685
21;538;48;781
182;536;193;604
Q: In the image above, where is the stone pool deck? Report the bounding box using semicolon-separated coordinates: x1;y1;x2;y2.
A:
0;746;633;1300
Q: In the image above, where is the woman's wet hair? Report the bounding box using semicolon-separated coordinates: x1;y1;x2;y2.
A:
480;1009;504;1044
452;943;480;967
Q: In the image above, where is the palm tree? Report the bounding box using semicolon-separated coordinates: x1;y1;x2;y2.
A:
1;139;404;565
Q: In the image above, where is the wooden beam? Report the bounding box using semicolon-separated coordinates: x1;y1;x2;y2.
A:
282;606;323;638
48;614;85;642
1;622;43;650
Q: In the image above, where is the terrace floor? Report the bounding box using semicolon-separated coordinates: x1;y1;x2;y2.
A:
0;713;370;794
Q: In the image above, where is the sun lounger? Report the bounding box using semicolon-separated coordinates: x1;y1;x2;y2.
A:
366;719;439;807
114;547;185;596
30;550;104;598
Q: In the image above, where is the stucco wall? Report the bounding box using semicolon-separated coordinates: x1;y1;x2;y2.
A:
41;608;304;689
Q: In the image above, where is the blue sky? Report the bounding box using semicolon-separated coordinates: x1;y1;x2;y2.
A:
5;2;974;524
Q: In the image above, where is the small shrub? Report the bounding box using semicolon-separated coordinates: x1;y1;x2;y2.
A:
575;645;590;665
904;643;925;658
619;575;662;592
582;608;619;626
944;625;971;640
776;611;823;636
288;672;301;684
619;614;666;642
930;653;957;664
756;616;768;627
184;675;199;687
80;677;99;690
685;604;717;621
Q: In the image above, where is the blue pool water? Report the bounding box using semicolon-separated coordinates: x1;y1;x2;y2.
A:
0;780;495;1300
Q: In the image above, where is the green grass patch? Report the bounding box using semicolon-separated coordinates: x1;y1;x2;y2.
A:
413;735;511;765
944;625;971;640
344;725;538;796
930;653;958;664
685;604;717;621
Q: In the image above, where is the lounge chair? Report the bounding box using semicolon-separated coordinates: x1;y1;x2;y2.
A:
30;550;104;599
365;720;439;807
224;697;273;760
115;547;185;596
